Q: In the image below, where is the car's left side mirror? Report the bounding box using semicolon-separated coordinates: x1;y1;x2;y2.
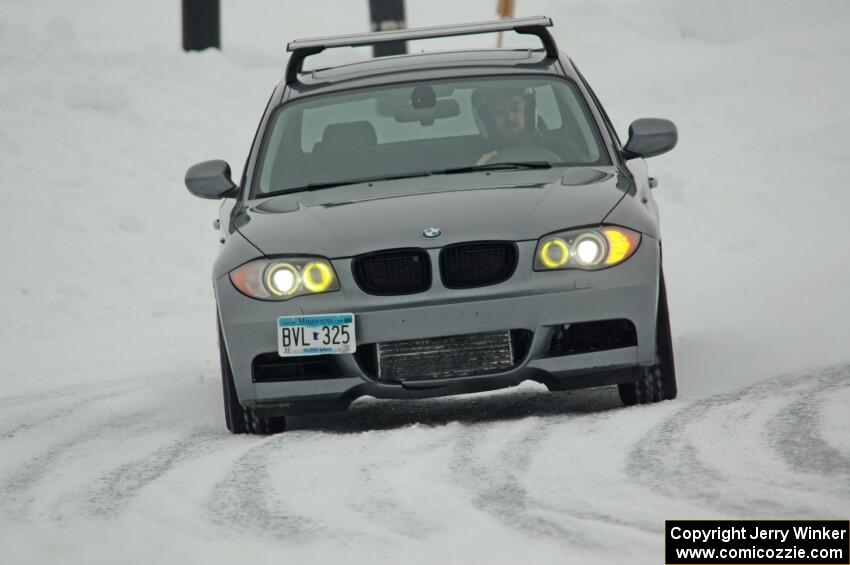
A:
185;160;238;199
622;118;677;160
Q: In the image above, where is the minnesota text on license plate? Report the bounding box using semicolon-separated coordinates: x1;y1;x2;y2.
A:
277;313;356;356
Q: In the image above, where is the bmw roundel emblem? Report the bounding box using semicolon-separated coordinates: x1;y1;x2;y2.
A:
422;227;442;239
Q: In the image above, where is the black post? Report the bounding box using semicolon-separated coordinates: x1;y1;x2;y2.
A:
182;0;221;51
368;0;407;57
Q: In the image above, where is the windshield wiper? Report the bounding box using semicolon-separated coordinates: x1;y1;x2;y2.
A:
258;162;554;199
261;170;434;198
435;161;554;175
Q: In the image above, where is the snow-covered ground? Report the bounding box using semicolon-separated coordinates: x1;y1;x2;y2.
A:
1;1;849;563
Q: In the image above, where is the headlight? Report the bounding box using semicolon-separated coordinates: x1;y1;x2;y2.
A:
265;262;300;296
230;257;340;300
534;226;641;271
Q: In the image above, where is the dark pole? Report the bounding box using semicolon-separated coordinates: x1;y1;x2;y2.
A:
182;0;221;51
368;0;407;57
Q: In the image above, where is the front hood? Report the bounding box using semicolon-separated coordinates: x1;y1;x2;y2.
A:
235;167;629;258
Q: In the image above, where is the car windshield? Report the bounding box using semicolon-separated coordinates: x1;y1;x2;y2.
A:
253;76;610;197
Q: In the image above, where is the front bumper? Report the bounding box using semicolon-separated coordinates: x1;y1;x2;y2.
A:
215;238;660;414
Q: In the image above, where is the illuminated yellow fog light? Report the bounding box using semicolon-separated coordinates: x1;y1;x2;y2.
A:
265;263;300;296
540;238;569;268
302;261;334;293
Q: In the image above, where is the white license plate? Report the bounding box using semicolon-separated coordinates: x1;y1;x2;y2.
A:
277;313;356;357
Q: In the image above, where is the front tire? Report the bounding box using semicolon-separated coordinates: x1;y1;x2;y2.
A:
218;320;286;434
619;271;677;405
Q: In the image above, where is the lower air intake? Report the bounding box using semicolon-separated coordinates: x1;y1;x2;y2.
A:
252;353;342;383
370;330;530;382
547;319;637;357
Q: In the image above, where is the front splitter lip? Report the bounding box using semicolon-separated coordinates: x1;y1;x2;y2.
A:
243;346;645;416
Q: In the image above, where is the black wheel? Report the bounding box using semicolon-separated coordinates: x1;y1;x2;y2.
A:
218;319;286;435
619;271;677;405
245;411;287;435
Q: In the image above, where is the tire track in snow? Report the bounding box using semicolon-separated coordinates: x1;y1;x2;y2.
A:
766;366;850;487
72;425;229;518
437;390;652;548
527;410;663;539
1;377;231;523
628;400;728;505
0;376;149;410
628;365;850;516
457;408;660;548
287;388;629;545
3;366;845;550
0;408;156;518
0;382;152;440
446;418;594;548
629;384;784;516
205;435;324;542
341;428;450;541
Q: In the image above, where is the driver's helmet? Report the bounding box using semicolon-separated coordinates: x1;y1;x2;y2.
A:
471;85;537;140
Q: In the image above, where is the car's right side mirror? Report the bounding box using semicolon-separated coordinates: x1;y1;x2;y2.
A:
622;118;678;160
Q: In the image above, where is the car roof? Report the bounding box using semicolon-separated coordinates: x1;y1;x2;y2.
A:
281;48;569;100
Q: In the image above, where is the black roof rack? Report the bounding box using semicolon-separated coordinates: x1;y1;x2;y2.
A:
284;16;558;85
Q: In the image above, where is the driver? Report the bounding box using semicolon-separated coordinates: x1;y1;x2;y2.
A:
471;85;537;165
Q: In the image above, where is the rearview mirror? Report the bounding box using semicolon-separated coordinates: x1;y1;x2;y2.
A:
623;118;677;160
185;160;238;199
394;99;461;125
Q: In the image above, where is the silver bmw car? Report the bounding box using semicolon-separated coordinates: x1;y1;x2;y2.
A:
185;17;678;434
